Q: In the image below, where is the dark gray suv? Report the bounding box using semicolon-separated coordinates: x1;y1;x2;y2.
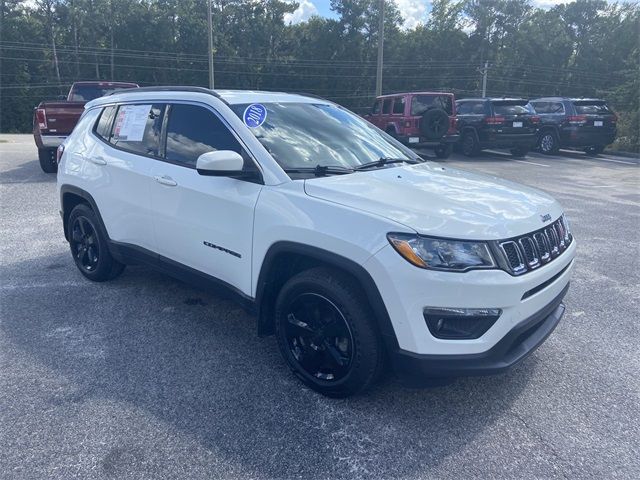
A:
530;97;617;155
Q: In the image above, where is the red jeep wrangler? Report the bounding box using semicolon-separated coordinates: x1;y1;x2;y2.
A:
365;92;459;158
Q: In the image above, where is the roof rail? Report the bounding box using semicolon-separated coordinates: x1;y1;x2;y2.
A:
107;85;222;99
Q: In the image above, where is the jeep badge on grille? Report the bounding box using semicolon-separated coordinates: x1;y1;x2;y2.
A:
541;213;552;222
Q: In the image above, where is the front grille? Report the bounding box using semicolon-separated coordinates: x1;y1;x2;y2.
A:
498;216;572;275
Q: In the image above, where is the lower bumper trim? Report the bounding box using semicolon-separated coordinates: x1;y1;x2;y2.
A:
391;283;569;385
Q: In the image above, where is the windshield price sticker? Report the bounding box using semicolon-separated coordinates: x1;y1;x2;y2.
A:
243;104;267;128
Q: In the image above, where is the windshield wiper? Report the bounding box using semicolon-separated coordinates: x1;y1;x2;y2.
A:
283;164;354;177
354;157;419;171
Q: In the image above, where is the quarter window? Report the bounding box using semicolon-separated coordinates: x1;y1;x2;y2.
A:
110;104;165;157
94;106;116;140
165;104;242;167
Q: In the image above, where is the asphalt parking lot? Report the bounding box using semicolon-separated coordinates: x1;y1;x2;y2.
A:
1;133;638;479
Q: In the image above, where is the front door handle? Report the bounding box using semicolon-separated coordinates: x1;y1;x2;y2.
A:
89;156;107;165
154;175;178;187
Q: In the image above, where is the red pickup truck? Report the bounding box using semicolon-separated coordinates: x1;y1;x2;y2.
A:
33;81;138;172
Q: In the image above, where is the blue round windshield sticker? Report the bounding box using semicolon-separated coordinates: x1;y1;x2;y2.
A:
243;104;267;128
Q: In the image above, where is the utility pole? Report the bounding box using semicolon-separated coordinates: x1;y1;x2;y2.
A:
207;0;215;89
480;61;489;97
375;0;384;97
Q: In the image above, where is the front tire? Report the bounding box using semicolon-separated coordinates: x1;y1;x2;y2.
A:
461;131;480;157
274;267;383;397
38;148;57;173
68;204;125;282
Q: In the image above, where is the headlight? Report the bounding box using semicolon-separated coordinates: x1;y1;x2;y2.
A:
387;233;496;272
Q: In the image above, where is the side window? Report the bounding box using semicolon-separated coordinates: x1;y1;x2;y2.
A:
372;100;382;115
94;106;116;140
550;102;565;114
392;97;405;114
110;104;165;157
531;102;546;113
456;102;471;115
471;101;486;115
382;99;392;114
165;104;242;167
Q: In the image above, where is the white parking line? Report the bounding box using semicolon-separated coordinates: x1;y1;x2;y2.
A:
513;159;550;167
588;157;636;165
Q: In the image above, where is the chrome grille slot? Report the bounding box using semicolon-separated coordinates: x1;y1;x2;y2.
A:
497;216;572;275
533;232;551;263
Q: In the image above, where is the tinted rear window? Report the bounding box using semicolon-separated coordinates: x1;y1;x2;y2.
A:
573;102;612;115
492;101;534;115
411;95;453;115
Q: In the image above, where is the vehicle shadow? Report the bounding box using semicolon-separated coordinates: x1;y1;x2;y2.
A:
0;157;57;184
1;253;538;478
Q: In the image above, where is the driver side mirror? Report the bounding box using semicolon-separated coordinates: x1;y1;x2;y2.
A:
196;150;244;177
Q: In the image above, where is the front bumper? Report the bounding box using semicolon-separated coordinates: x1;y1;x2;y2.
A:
390;283;567;384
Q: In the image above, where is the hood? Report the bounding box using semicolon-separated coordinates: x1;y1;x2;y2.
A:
303;163;562;240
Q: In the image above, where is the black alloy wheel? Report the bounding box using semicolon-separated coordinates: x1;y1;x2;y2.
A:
71;216;100;273
282;292;354;383
274;267;383;397
461;131;480;157
67;204;125;281
539;131;559;154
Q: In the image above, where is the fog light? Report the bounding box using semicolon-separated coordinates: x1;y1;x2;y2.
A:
423;307;502;339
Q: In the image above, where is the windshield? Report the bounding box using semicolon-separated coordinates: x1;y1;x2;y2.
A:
574;102;612;115
70;85;135;102
230;102;415;170
492;101;534;115
410;95;453;115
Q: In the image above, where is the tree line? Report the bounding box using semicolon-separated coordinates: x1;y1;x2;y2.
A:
1;0;638;151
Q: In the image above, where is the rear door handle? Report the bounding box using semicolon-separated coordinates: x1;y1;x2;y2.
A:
154;175;178;187
89;156;107;165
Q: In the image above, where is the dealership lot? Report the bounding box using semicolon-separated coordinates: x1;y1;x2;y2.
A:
1;134;638;479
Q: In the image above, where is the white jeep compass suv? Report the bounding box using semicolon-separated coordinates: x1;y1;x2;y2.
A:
57;87;575;397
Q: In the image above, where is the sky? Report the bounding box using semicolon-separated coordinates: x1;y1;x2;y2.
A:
283;1;618;29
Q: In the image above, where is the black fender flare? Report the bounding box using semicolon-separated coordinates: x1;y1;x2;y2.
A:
59;184;110;242
255;241;399;351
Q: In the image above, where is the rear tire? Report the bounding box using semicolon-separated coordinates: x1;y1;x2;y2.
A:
538;131;559;155
68;204;125;282
274;267;384;398
585;145;605;155
461;131;480;157
434;144;452;159
38;148;57;173
510;147;528;158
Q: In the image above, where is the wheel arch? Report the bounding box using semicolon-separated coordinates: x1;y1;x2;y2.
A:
254;241;399;351
60;185;109;242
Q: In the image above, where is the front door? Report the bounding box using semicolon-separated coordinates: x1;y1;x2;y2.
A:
149;103;262;296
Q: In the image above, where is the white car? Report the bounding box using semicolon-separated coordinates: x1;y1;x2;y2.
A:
57;87;575;397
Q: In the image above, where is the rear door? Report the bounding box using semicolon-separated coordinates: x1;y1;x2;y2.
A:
149;102;262;296
367;99;383;128
490;100;537;134
90;103;164;251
